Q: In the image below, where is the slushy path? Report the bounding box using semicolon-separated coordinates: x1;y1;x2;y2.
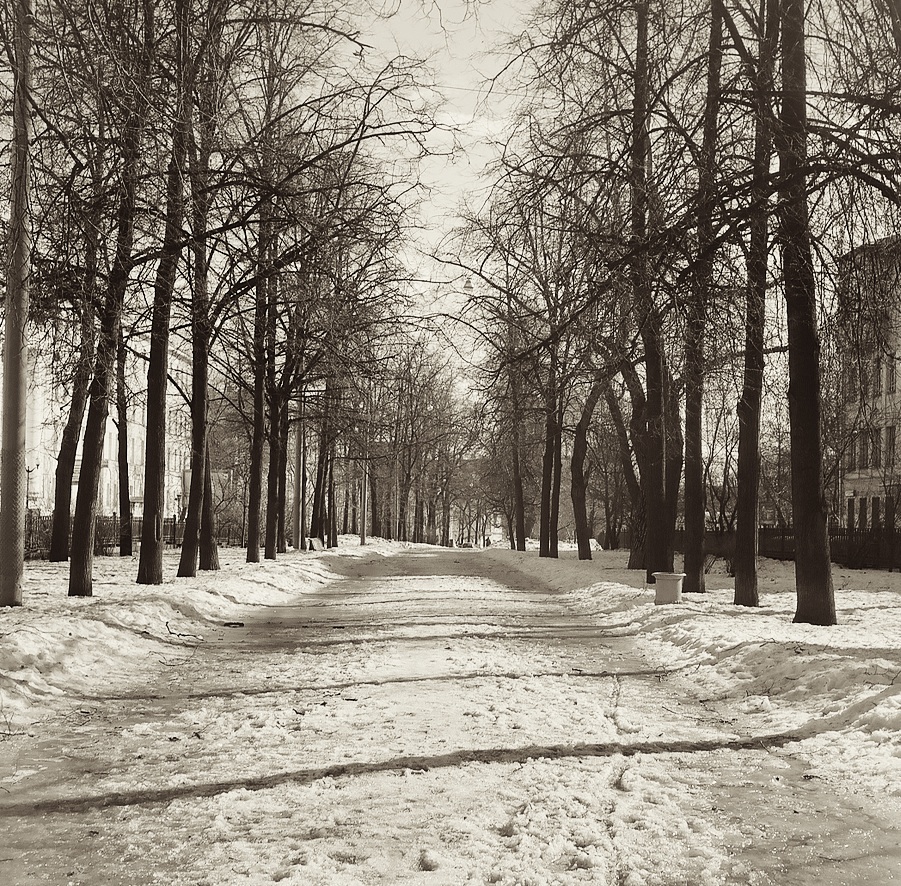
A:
0;548;898;885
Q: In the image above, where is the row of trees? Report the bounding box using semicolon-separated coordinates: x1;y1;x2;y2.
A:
450;0;901;626
0;0;465;603
4;0;901;627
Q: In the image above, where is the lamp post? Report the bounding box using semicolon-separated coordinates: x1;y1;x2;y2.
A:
24;462;37;511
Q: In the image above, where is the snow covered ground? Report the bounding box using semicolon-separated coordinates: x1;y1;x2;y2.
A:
488;548;901;797
0;539;899;885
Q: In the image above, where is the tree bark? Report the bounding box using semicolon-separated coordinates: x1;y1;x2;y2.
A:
778;0;836;624
684;0;724;593
116;329;132;556
734;0;778;607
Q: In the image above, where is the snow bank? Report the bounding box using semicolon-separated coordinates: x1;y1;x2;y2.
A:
0;539;404;732
483;546;901;794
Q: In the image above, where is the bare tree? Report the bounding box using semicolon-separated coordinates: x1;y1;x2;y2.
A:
0;0;33;606
777;0;836;624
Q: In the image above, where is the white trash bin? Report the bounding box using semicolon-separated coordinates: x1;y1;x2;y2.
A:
652;572;686;605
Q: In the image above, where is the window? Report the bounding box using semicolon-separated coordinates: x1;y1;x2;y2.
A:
874;356;883;395
859;430;870;468
847;497;856;529
859;497;868;530
847;435;857;472
889;355;897;394
873;496;882;528
873;430;883;468
887;426;896;467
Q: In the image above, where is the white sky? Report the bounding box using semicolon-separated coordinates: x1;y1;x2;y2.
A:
364;0;528;286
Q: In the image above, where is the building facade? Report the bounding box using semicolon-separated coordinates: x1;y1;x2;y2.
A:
838;237;901;529
13;342;192;520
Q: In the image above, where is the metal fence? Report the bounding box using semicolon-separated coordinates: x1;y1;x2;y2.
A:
672;526;901;571
24;513;244;560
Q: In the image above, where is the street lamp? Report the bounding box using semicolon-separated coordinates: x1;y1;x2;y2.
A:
24;462;38;511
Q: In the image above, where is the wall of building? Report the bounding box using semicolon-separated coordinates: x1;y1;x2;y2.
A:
5;344;191;519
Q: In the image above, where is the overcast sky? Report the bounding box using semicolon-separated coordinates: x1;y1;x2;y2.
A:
370;0;526;238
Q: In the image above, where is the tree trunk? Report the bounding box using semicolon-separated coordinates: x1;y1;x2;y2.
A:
116;329;132;556
263;248;280;560
328;445;338;547
178;67;216;577
369;470;380;538
49;300;94;561
199;443;220;570
442;495;451;546
70;269;133;595
631;0;667;582
246;204;270;563
606;384;646;570
0;0;32;606
539;359;557;557
426;495;436;544
506;301;527;551
663;369;682;571
778;0;836;625
276;399;288;553
684;0;723;594
294;408;307;549
550;395;563;557
310;402;329;543
264;388;280;560
733;0;777;607
69;2;152;596
137;0;188;585
572;377;605;560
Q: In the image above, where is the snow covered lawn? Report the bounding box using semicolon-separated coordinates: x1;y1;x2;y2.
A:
487;547;901;796
0;548;342;733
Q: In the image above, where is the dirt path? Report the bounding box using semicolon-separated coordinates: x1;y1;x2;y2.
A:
0;548;898;885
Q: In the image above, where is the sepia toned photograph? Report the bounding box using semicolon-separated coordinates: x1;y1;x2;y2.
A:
0;0;899;882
